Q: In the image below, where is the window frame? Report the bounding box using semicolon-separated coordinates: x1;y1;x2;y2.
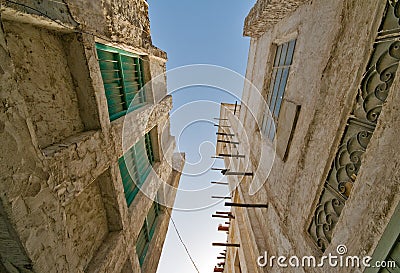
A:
365;204;400;273
261;39;297;141
118;131;155;207
136;201;161;266
96;43;147;121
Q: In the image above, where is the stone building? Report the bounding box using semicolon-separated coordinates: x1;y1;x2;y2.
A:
214;0;400;272
0;1;184;272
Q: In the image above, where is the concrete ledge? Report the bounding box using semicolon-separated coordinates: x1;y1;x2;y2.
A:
111;95;173;158
243;0;309;37
42;130;110;205
85;231;126;273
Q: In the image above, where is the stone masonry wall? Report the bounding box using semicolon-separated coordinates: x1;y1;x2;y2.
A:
64;180;109;271
243;0;310;37
2;0;165;58
226;0;400;272
0;4;183;272
65;0;165;58
3;21;85;148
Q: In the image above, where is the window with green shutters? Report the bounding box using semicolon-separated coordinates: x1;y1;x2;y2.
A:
136;224;148;266
382;238;400;272
136;201;161;266
261;39;296;141
96;43;146;121
366;204;400;273
118;131;155;207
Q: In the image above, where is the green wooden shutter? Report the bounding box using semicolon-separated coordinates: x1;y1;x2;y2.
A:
366;204;400;273
146;202;159;239
136;201;161;267
382;240;400;272
136;58;146;104
118;151;140;207
96;43;147;121
133;137;151;184
136;223;149;266
96;48;126;120
145;132;155;165
118;133;155;207
120;54;138;109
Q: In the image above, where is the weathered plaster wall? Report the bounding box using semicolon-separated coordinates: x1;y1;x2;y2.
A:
149;56;168;104
83;150;184;273
217;107;268;273
223;0;400;272
0;13;51;272
64;0;108;34
3;0;166;58
105;0;152;48
65;180;109;271
3;21;85;148
64;33;102;131
325;45;400;273
65;0;166;58
3;0;78;28
243;0;309;37
141;155;185;273
0;201;34;272
0;3;183;272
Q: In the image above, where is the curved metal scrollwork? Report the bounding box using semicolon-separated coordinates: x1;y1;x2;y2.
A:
327;125;373;199
309;0;400;251
310;188;345;251
358;40;400;123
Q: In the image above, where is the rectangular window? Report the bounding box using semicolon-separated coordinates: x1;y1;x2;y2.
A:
365;204;400;273
136;201;161;266
261;39;296;141
96;43;146;121
380;235;400;272
118;131;155;207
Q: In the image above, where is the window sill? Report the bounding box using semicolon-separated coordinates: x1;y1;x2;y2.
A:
109;102;149;122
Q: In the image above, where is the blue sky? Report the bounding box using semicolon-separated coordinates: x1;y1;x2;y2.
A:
148;1;256;272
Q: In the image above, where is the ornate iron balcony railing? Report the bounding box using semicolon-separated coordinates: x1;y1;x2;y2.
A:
309;0;400;251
